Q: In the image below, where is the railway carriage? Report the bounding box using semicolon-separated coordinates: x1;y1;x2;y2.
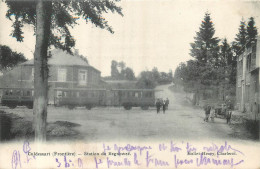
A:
0;87;34;109
111;89;156;110
1;87;157;110
54;88;106;109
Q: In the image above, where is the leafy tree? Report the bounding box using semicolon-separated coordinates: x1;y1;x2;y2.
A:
168;69;173;82
136;71;156;89
235;19;247;49
124;67;135;80
111;60;120;79
0;45;27;72
152;67;160;82
190;12;220;65
246;17;258;43
110;60;135;80
118;61;125;72
5;0;123;141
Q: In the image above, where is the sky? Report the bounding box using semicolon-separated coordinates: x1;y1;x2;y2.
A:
0;0;260;77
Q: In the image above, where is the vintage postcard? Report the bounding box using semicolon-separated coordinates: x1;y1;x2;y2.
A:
0;0;260;168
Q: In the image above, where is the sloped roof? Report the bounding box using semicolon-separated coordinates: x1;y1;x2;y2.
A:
21;49;90;67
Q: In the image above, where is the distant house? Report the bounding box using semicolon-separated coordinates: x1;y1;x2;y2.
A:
236;37;260;117
0;49;102;104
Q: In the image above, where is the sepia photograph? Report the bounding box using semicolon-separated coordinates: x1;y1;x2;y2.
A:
0;0;260;168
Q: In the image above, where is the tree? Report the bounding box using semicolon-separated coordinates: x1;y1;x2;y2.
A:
5;0;123;141
189;12;220;100
136;71;156;89
246;17;258;43
219;38;234;99
0;45;27;72
152;67;160;82
110;60;135;80
219;38;233;67
111;60;120;80
190;12;220;65
124;67;135;80
235;19;247;49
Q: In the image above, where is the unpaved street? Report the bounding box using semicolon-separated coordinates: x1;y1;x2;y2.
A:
1;84;239;142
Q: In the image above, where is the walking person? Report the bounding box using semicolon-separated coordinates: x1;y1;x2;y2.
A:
204;104;211;122
162;100;166;114
156;99;161;114
209;106;215;122
165;98;169;110
226;100;232;124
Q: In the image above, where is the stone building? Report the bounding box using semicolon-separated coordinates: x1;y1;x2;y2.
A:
236;37;260;118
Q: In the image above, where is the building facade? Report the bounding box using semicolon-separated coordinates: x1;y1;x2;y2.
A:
0;49;101;104
236;37;260;118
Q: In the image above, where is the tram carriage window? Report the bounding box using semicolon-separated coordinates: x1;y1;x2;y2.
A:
26;90;31;96
114;91;118;97
134;92;139;98
89;91;94;97
98;91;102;97
56;91;62;97
121;91;126;98
72;91;76;97
85;91;89;97
5;90;9;95
15;90;20;95
79;91;84;97
67;91;72;97
130;92;133;97
143;91;152;98
87;91;91;97
62;91;67;97
10;90;13;95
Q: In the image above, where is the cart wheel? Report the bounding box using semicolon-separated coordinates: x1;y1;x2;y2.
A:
141;106;149;110
68;105;75;110
8;104;17;109
124;105;132;110
86;105;92;110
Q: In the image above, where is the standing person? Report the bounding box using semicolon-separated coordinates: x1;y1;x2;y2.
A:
222;103;227;118
156;99;161;114
165;98;169;110
204;104;211;122
162;100;166;114
226;100;232;124
209;106;215;122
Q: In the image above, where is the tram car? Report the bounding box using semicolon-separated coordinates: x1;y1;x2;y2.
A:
54;88;156;110
110;89;155;110
53;88;107;110
0;87;34;109
1;87;157;110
